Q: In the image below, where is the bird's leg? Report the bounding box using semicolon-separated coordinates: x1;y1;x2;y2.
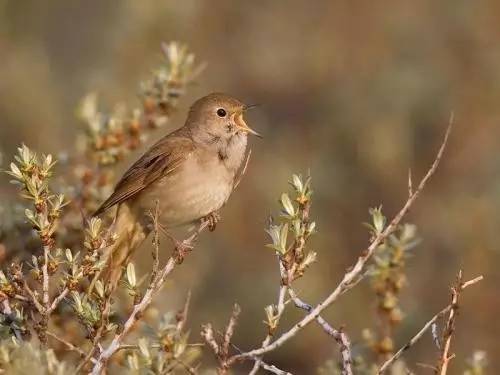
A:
202;211;221;232
173;241;194;264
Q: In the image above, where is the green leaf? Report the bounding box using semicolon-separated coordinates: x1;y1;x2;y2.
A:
126;263;136;288
279;223;289;252
280;193;295;217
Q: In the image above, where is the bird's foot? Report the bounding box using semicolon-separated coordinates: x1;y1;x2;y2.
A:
202;211;221;232
173;239;194;264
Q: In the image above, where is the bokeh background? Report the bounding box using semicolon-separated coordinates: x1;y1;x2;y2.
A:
1;0;499;373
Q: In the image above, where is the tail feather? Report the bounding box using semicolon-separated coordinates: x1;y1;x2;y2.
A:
100;204;149;292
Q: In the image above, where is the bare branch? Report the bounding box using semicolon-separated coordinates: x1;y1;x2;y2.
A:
222;304;241;360
201;323;220;356
202;304;242;374
378;306;451;374
289;289;353;375
176;290;191;333
48;287;69;313
47;331;94;362
23;281;44;313
220;331;293;375
436;271;483;375
378;274;483;374
250;259;288;375
42;245;50;310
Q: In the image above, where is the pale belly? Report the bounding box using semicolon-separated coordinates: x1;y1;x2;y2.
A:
132;156;235;227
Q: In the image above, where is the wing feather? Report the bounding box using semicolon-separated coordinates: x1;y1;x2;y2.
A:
93;134;194;216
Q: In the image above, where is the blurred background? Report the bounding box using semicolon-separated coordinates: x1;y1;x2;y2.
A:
0;0;499;373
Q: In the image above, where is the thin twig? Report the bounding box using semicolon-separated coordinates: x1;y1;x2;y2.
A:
116;343;204;352
216;330;293;375
378;274;483;374
42;245;50;309
23;281;44;313
289;289;353;375
227;115;453;366
378;306;451;374
13;294;29;302
435;271;479;375
202;304;242;374
48;287;69;313
222;304;241;360
250;259;288;375
176;290;191;333
47;331;94;362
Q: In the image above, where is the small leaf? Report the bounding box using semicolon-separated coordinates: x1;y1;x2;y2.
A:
65;248;73;263
280;193;295;217
138;338;150;358
95;280;105;299
369;206;386;234
307;221;316;234
279;223;289;252
126;263;136;288
9;163;22;179
291;174;303;192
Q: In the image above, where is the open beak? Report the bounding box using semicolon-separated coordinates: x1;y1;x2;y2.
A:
234;107;262;138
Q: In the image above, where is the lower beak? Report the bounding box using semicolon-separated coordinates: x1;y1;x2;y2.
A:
235;113;262;138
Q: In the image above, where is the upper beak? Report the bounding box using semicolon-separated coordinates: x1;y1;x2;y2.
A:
243;103;260;111
234;108;262;138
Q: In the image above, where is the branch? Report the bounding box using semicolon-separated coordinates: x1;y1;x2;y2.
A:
289;289;353;375
222;304;241;361
435;272;483;374
42;245;50;309
48;287;69;313
176;290;191;333
202;304;241;375
210;329;293;375
378;274;483;374
227;116;453;366
23;281;44;313
89;219;209;374
47;331;94;362
250;259;288;375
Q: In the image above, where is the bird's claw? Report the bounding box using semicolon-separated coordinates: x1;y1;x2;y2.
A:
173;239;194;264
203;211;221;232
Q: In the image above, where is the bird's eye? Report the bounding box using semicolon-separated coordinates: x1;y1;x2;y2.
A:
216;108;227;117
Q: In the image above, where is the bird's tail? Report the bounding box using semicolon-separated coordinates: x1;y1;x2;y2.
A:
98;204;149;293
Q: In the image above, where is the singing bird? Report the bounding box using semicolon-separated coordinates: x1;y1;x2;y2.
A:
94;93;260;287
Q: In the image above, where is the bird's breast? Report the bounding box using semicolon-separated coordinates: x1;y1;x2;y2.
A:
134;151;238;227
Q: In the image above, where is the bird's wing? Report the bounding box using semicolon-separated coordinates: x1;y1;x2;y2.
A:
93;134;195;216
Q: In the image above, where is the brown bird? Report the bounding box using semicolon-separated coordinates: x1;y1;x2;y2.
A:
94;93;260;288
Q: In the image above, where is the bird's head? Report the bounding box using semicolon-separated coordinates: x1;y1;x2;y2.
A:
186;93;261;142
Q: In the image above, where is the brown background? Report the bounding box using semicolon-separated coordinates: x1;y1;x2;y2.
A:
0;1;499;373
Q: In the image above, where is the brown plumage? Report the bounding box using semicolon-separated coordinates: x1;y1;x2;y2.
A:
94;93;260;289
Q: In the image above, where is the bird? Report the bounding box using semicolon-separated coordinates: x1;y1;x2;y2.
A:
93;92;260;289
